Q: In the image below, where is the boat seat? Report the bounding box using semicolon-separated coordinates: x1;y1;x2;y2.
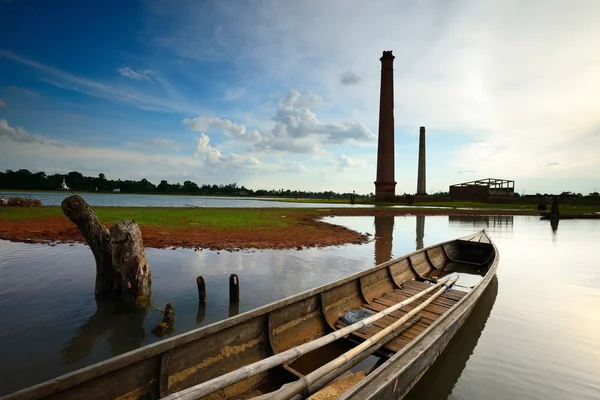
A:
335;280;467;354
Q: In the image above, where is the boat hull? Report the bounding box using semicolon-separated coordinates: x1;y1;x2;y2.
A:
340;254;497;399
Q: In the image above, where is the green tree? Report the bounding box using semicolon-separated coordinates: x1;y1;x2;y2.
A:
157;180;169;192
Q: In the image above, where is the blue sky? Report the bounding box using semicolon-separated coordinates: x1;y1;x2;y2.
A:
1;0;599;194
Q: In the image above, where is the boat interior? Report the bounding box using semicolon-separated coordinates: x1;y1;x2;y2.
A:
168;232;496;400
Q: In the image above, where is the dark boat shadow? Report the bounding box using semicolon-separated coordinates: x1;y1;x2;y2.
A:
404;275;499;400
60;298;148;365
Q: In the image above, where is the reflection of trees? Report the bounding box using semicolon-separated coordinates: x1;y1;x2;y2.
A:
448;215;514;229
374;216;394;265
60;299;147;365
416;215;425;250
404;275;499;400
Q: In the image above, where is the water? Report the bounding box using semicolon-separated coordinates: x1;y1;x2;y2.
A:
0;191;373;208
1;215;599;399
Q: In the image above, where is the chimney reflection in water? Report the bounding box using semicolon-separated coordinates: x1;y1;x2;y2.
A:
416;215;425;250
374;215;394;265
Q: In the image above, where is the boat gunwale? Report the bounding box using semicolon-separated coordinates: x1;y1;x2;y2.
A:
1;229;488;400
340;228;499;399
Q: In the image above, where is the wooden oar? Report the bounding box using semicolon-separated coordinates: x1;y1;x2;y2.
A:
268;275;459;400
289;313;423;400
161;276;455;400
252;314;423;400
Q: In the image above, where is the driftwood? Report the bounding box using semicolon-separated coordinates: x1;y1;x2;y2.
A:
110;220;152;309
152;302;175;337
62;195;117;295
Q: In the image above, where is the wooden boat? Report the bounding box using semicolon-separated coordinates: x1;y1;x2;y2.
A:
2;230;498;400
539;211;600;219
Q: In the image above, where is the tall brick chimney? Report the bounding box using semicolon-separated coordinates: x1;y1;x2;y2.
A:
374;50;396;201
417;126;427;195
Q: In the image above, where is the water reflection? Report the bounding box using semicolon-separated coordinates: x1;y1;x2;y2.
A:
405;275;498;400
229;301;240;318
416;215;425;250
60;299;147;364
4;216;600;399
448;215;514;230
374;215;394;265
196;302;206;324
550;217;559;234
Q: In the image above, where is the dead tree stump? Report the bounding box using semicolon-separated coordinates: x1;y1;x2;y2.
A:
61;195;118;295
110;220;152;310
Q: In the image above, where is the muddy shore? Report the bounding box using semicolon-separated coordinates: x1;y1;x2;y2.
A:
0;208;536;251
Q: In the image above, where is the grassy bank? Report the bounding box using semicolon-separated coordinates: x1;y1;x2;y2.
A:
0;206;322;230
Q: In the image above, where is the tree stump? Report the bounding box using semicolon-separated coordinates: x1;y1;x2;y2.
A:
61;195;118;295
110;220;152;310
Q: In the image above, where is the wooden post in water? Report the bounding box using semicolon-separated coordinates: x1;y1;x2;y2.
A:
196;276;206;303
229;274;240;302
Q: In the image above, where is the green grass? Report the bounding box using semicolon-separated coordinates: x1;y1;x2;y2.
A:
2;202;598;228
268;198;354;204
0;206;319;230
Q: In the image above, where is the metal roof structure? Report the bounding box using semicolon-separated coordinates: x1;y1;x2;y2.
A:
449;178;514;189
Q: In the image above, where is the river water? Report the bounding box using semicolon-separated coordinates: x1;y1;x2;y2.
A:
0;215;599;399
0;191;373;208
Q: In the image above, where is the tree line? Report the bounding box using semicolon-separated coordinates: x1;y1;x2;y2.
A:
0;169;367;199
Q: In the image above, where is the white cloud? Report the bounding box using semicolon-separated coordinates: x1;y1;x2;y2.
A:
193;133;260;168
183;116;261;142
223;87;247;101
118;67;153;80
0;98;6;107
149;138;181;152
337;153;366;171
340;71;363;86
0;119;62;146
539;161;559;167
277;161;307;173
258;90;375;152
0;122;264;187
185;90;375;154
